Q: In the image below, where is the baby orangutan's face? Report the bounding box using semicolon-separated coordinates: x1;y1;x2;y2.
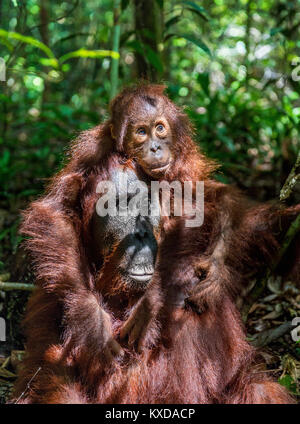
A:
124;99;173;178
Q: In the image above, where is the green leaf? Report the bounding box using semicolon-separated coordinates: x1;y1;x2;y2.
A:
127;41;163;73
270;27;283;36
181;33;211;55
0;29;56;60
0;150;10;168
39;58;60;68
0;227;10;242
197;72;210;96
278;375;297;393
139;28;156;41
0;37;13;51
126;40;144;55
18;189;40;197
121;0;130;10
167;33;211;56
155;0;164;9
59;49;119;63
165;15;181;30
187;7;208;21
145;46;163;73
120;30;135;46
218;133;235;152
182;1;209;20
164;33;175;42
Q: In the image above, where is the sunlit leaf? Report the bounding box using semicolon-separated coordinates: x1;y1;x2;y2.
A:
39;58;60;68
59;49;119;63
0;38;13;51
0;29;56;60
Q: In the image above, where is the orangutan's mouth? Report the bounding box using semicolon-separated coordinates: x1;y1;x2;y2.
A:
149;161;170;173
129;270;154;283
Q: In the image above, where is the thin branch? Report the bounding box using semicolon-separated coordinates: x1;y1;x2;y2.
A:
0;282;35;291
110;0;121;100
280;151;300;201
28;0;80;34
275;213;300;267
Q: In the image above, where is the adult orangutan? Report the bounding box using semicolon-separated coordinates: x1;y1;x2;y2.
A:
11;84;299;403
12;164;295;403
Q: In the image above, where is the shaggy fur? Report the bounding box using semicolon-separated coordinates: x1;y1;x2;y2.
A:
11;84;299;404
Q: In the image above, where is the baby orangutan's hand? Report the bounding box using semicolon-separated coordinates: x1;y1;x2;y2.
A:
119;298;158;353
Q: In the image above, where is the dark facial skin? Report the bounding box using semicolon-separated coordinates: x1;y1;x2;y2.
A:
124;100;173;178
92;167;160;288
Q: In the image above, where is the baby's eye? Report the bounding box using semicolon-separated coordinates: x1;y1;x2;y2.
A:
156;124;165;132
136;127;146;136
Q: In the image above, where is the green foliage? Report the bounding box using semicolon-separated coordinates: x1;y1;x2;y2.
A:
0;0;299;400
166;33;211;55
0;29;56;59
59;48;119;63
0;29;119;68
0;0;300;273
181;1;209;21
278;375;298;394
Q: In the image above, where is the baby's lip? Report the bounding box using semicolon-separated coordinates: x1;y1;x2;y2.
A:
149;162;170;172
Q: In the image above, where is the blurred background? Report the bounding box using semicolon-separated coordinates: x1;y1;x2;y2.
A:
0;0;300;402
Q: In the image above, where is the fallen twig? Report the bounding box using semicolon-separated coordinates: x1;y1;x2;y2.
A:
249;322;293;348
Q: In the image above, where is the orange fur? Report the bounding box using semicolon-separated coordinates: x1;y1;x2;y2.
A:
12;84;298;404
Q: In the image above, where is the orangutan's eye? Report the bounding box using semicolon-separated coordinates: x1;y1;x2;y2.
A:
137;127;146;136
156;124;165;132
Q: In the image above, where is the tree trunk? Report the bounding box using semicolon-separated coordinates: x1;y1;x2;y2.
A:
134;0;164;81
110;0;121;100
39;0;50;106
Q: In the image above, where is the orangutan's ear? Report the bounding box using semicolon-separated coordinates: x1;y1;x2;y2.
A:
110;118;128;152
109;117;128;152
117;116;129;152
110;124;116;140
